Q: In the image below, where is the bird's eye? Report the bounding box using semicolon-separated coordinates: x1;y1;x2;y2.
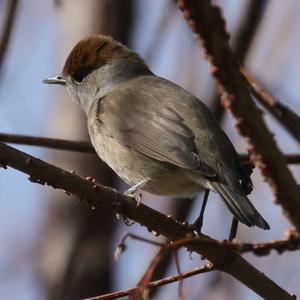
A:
71;73;85;85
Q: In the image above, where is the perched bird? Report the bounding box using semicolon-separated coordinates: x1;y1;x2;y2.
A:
44;35;269;231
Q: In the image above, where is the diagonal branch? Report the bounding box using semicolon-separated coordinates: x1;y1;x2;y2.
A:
85;264;214;300
88;230;300;300
177;0;300;231
0;141;295;299
242;69;300;143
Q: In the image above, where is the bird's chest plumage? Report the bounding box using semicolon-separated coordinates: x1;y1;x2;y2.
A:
88;119;203;196
87;95;205;196
88;116;152;185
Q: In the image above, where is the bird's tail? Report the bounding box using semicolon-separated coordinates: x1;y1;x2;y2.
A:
209;182;270;230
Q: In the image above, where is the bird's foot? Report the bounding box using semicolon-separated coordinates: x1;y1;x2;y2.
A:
190;217;204;235
115;214;135;226
124;178;150;207
86;176;97;183
124;191;142;207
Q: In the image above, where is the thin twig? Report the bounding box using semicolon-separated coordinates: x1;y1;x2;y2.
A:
0;141;295;299
118;232;300;260
242;69;300;143
0;133;94;152
84;264;214;300
118;233;186;299
177;0;300;232
173;251;185;300
130;247;166;300
0;0;19;71
87;231;300;300
1;133;300;164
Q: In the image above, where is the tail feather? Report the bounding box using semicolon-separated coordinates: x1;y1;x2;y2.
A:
209;182;270;230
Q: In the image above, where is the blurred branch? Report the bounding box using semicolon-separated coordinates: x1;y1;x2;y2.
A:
177;0;300;232
85;264;214;300
118;232;300;259
0;133;94;152
233;1;268;61
87;230;300;300
173;251;185;300
130;247;166;300
1;133;300;164
99;231;300;300
117;233;186;300
239;153;300;164
0;0;19;71
0;141;295;299
243;69;300;143
143;1;178;62
211;0;268;121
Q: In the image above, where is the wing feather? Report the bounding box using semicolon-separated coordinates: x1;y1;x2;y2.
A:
97;95;216;177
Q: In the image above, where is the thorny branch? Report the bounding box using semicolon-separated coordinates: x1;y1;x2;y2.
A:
87;230;300;300
177;0;300;232
0;141;295;299
1;133;300;164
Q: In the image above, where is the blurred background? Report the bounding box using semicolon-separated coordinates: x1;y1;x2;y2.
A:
0;0;299;299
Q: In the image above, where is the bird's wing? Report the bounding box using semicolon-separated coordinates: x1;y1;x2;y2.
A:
93;91;216;178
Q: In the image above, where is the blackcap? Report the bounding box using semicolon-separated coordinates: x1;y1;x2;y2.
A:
44;35;269;230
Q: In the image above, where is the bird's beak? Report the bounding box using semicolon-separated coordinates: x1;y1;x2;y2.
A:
43;76;66;86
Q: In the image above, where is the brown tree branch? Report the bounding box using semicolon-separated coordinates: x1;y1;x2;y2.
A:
116;233;300;261
0;0;19;71
84;264;214;300
1;133;300;164
0;133;94;152
87;229;300;300
177;0;300;232
238;153;300;164
0;141;295;299
130;247;166;300
173;251;185;300
116;232;300;260
242;69;300;143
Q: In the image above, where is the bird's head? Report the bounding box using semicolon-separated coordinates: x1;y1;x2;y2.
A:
44;35;151;113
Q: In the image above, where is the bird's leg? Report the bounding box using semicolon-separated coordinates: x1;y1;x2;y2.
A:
191;189;210;234
124;178;149;195
124;178;150;206
228;217;239;241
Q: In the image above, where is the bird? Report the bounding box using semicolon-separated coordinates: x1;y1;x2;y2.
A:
43;35;270;231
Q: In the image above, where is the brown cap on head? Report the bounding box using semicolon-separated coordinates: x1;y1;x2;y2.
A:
62;35;143;78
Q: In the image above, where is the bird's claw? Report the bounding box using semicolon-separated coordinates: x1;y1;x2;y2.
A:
189;221;203;235
124;191;142;207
